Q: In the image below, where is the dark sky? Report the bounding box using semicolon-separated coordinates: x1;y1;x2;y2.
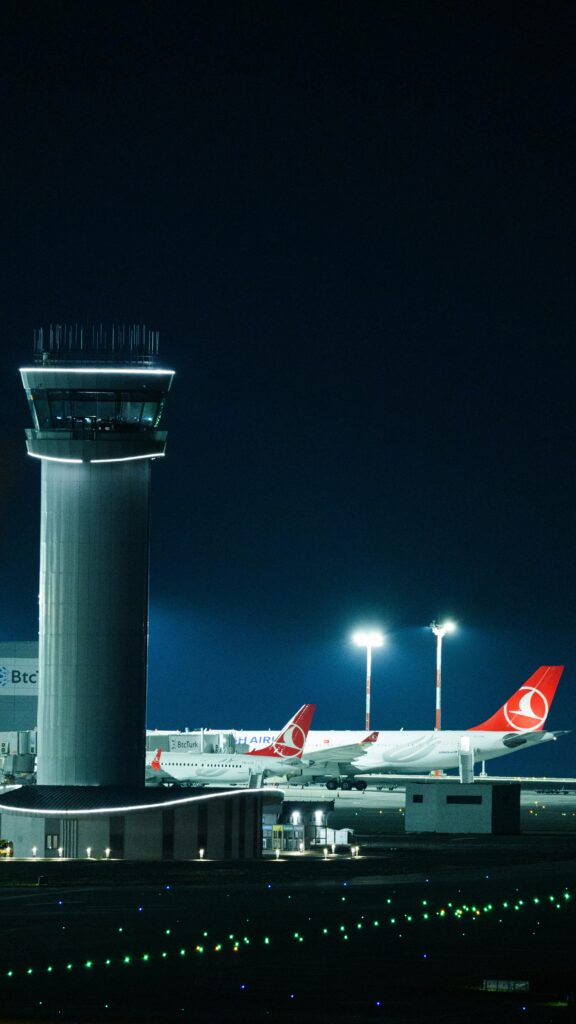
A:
1;2;575;774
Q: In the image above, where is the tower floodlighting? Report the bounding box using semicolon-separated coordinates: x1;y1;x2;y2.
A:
430;621;456;731
352;629;385;731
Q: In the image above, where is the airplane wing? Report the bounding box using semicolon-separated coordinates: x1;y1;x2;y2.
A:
304;732;379;767
261;758;300;772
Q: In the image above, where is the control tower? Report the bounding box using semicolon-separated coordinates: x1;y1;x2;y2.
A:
20;325;174;787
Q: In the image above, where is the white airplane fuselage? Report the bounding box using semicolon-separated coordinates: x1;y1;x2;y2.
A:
350;728;558;774
146;750;302;786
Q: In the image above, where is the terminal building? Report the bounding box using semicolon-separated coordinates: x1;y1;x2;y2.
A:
0;642;38;733
0;643;38;784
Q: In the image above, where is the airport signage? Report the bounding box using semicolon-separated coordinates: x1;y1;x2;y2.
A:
0;661;38;697
233;733;274;748
169;737;202;752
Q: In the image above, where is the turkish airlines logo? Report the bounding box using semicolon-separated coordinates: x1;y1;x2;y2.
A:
503;686;549;732
273;723;306;758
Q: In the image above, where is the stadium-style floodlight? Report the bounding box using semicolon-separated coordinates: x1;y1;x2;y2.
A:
430;620;456;731
352;628;385;731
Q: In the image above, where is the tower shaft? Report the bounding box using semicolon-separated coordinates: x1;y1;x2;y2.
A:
38;460;151;786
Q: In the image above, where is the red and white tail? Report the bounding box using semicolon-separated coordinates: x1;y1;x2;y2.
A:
470;666;564;733
151;749;162;771
361;731;379;745
249;704;316;759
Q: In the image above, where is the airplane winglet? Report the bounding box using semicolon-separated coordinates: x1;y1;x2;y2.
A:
362;731;379;744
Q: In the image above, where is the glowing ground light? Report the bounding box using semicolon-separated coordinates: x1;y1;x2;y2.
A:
1;886;572;986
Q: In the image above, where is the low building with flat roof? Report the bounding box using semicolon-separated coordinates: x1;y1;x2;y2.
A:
0;785;281;860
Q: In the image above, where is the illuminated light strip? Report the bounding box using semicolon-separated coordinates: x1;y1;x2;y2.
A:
20;367;174;376
27;453;83;464
27;452;165;465
90;453;165;464
0;787;274;817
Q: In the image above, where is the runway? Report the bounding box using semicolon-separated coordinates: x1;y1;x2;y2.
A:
0;838;575;1022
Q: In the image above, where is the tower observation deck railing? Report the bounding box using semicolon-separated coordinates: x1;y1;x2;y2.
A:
21;324;173;464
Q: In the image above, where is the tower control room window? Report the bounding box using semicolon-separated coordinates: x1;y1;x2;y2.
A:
28;390;165;431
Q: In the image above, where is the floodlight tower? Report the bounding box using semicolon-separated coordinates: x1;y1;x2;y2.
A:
352;629;385;731
430;620;456;731
20;324;174;787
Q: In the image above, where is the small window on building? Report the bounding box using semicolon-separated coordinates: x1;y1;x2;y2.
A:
446;795;482;805
412;794;424;803
46;834;59;850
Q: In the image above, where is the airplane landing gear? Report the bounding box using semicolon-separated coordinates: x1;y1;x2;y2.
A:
325;778;367;791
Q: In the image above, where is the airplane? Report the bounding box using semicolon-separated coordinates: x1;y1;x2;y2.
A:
146;703;316;788
231;666;567;789
333;665;567;785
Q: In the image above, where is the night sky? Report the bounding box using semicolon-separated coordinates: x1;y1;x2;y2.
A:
1;2;575;774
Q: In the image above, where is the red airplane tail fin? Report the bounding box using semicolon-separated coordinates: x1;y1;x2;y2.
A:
470;666;564;733
151;749;162;771
249;703;316;759
361;731;379;745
